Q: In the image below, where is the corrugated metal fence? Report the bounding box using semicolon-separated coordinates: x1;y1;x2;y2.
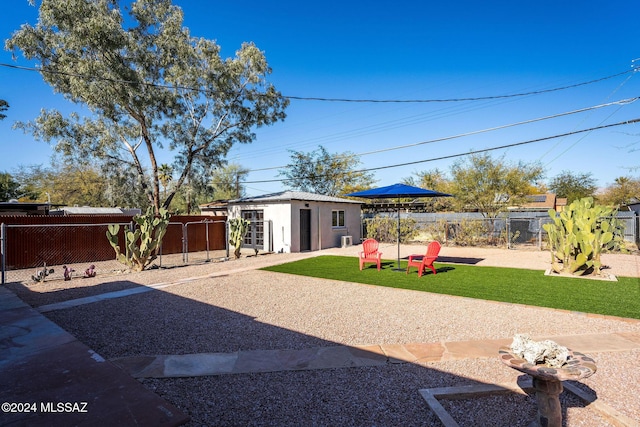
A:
1;215;227;284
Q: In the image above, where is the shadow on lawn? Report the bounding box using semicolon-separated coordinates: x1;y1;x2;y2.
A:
436;256;485;265
382;256;484;268
2;275;600;426
365;263;456;275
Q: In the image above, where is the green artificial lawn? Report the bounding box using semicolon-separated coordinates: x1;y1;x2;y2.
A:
262;256;640;320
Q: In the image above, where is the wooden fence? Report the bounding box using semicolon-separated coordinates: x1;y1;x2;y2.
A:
0;215;227;270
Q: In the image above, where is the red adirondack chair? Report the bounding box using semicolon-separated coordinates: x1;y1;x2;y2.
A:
359;238;382;271
406;241;441;277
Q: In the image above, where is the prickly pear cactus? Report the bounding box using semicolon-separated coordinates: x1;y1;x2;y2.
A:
106;223;128;265
106;208;171;271
229;217;250;259
543;197;626;276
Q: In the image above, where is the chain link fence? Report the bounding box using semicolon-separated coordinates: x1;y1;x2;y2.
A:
363;213;638;250
1;218;228;284
2;222;129;284
3;212;637;284
156;220;229;268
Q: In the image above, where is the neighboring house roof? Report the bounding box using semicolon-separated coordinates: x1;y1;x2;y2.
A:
522;194;556;210
556;197;568;209
228;191;363;205
50;207;135;215
198;200;229;216
0;202;52;215
514;194;567;212
199;200;228;209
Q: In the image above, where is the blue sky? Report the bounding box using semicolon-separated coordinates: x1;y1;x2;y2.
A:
1;0;640;197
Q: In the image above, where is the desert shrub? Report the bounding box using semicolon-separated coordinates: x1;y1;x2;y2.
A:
445;219;505;246
412;219;447;243
364;216;418;243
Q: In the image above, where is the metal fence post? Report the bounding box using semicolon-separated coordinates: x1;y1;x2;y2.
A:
538;218;542;250
1;223;5;285
182;223;188;263
183;220;214;263
205;220;213;261
506;218;511;249
225;219;229;259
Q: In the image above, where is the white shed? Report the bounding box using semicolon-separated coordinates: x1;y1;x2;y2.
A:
227;191;362;253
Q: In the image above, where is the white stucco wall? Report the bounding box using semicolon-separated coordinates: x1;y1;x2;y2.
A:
227;202;292;253
228;199;362;253
267;202;293;253
286;200;361;252
311;202;361;250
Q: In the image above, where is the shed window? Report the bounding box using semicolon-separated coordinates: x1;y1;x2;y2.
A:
241;210;264;249
332;210;345;227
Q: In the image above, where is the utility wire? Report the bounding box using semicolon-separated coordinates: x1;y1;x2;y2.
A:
0;62;635;103
4;61;639;184
541;73;635;166
285;69;636;102
242;117;640;184
247;96;640;172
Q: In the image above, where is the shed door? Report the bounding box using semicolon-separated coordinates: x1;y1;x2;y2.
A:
299;209;311;252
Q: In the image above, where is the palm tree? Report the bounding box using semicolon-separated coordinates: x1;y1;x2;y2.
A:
0;100;8;120
158;164;173;200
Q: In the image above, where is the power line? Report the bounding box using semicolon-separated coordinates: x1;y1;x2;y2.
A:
540;73;635;166
247;96;640;172
285;69;637;102
1;61;635;103
242;117;640;184
4;60;639;186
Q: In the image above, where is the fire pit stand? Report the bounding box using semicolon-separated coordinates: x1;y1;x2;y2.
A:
499;346;597;427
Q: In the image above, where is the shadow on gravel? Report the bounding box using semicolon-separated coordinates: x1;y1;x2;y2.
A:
4;276;603;426
5;278;142;308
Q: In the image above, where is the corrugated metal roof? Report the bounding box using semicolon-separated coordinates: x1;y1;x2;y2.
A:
228;191;362;204
52;207;129;215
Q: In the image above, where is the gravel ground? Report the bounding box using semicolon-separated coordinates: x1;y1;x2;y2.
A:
10;244;640;426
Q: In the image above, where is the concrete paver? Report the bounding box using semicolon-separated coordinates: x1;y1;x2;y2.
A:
109;331;640;379
0;287;189;427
